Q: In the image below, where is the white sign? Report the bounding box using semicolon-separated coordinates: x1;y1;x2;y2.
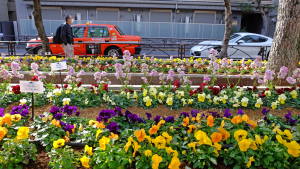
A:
20;81;44;93
51;62;67;71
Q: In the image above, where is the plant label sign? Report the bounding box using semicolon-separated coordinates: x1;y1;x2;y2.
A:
51;61;67;71
20;81;44;93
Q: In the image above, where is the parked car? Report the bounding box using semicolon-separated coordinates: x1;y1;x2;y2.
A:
26;23;142;57
190;32;273;59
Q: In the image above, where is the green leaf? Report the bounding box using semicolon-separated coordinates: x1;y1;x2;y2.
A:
230;151;236;157
233;164;241;169
267;156;274;162
264;158;269;165
209;158;217;165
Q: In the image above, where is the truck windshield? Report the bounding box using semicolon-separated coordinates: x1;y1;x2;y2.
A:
114;26;125;35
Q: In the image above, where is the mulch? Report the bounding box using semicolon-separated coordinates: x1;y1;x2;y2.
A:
4;103;300;169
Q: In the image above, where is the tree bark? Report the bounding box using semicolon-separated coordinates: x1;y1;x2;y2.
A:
219;0;232;59
257;0;268;36
32;0;50;56
267;0;300;74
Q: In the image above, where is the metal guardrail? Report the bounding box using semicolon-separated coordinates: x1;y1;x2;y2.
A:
0;40;270;60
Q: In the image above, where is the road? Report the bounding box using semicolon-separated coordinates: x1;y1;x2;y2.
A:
0;45;192;59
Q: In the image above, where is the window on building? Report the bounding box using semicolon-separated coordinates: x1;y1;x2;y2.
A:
87;27;109;38
72;27;86;38
240;35;268;43
194;11;216;24
96;8;119;21
150;9;172;22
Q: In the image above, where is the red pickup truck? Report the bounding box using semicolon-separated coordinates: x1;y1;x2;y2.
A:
26;23;142;57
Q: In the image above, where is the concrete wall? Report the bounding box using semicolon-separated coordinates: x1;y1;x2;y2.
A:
0;0;9;21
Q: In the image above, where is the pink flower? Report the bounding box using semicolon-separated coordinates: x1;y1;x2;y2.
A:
278;66;288;79
203;75;211;83
150;69;158;76
210;48;217;56
286;77;296;85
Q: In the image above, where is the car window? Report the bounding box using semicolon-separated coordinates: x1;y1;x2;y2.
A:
239;35;268;43
87;27;109;38
72;27;86;38
229;34;240;40
114;26;125;35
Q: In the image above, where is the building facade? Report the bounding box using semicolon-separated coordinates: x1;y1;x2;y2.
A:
1;0;278;39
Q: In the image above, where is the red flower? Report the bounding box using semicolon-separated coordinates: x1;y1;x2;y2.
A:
12;85;21;94
31;76;38;81
189;90;194;96
64;84;68;88
258;93;266;98
55;85;61;89
103;84;108;92
129;89;134;93
276;89;284;95
174;80;180;89
92;84;99;87
211;87;220;96
230;84;234;89
77;81;82;87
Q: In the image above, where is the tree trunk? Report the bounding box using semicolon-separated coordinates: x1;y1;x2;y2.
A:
219;0;232;59
32;0;50;56
257;0;268;36
267;0;300;74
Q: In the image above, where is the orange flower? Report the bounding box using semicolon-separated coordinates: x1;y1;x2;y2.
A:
63;136;70;143
96;122;106;129
242;114;250;122
231;116;243;124
248;120;257;130
3;114;12;126
109;132;119;140
134;129;146;142
219;128;230;141
187;125;197;134
66;131;70;137
211;132;222;143
51;119;61;127
183;117;189;127
207;115;214;127
149;125;159;135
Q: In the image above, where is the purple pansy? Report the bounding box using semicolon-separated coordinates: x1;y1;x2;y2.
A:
191;109;199;118
224;109;232;118
106;122;119;134
237;109;244;115
180;112;189;118
115;107;123;117
261;108;270;115
165;116;174;123
154;116;161;124
146;113;152;120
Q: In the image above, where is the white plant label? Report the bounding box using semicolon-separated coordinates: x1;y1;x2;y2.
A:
51;61;67;71
20;81;44;93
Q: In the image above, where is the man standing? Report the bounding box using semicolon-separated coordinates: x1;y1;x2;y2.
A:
60;15;74;58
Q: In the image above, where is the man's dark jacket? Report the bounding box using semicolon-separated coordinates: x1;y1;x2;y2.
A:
60;22;73;45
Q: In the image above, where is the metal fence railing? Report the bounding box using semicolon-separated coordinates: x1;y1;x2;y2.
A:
0;40;270;60
19;19;226;39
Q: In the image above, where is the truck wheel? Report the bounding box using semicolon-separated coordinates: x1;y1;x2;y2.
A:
35;46;52;56
105;47;122;57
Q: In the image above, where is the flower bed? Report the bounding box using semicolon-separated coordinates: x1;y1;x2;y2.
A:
0;105;300;169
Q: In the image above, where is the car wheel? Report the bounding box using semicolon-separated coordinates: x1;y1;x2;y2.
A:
35;46;52;56
105;47;122;57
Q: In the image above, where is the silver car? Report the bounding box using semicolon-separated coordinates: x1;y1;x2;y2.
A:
190;32;273;59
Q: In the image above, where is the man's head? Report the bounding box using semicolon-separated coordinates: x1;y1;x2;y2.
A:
65;15;73;25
